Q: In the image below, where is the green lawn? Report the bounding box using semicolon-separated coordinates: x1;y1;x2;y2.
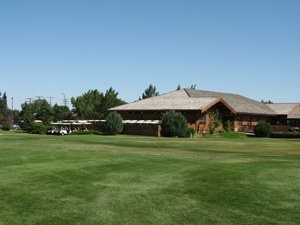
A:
0;133;299;225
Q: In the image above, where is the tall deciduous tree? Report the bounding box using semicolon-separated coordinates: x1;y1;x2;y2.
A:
19;99;53;131
71;88;125;120
52;104;71;122
141;84;159;99
71;89;103;119
34;99;53;124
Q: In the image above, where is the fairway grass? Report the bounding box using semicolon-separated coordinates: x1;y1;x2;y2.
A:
0;133;299;225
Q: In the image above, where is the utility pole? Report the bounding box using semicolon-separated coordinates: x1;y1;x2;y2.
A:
36;96;43;100
26;98;33;104
47;96;54;106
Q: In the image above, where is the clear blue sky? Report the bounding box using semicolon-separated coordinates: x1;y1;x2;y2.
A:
1;0;299;109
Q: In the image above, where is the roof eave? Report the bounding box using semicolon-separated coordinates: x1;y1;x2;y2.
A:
235;112;277;116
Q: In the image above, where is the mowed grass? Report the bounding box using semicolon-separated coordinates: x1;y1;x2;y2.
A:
0;133;299;225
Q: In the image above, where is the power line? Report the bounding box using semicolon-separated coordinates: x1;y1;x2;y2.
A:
35;96;43;101
47;96;54;106
26;98;33;104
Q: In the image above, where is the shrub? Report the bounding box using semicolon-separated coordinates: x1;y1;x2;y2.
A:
104;112;123;135
71;130;102;135
31;123;48;134
20;118;33;132
219;132;247;139
254;121;272;137
2;122;11;131
270;132;300;138
224;120;233;132
161;111;188;137
209;110;221;134
185;127;195;138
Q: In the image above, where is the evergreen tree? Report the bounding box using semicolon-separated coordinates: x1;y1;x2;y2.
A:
190;84;196;89
104;112;123;135
19;102;34;131
161;111;188;137
0;92;9;125
261;100;274;104
101;87;126;118
141;84;159;99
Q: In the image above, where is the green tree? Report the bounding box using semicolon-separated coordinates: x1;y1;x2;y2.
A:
190;84;196;89
176;84;181;90
0;92;9;126
104;112;123;135
19;99;53;131
71;89;103;119
33;99;53;124
52;104;71;122
2;122;11;131
101;88;126;118
71;88;125;120
19;103;35;131
141;84;159;99
161;111;188;137
261;100;273;104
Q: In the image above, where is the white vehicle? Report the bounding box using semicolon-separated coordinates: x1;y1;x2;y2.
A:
59;129;68;136
47;128;71;136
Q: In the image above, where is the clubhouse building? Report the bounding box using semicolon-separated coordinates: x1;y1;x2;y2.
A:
109;89;300;136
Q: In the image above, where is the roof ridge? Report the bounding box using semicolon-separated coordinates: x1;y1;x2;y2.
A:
184;88;242;97
183;88;191;97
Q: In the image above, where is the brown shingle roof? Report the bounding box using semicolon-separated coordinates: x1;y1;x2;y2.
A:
110;89;279;115
110;89;220;111
266;103;299;115
266;103;300;119
185;89;275;115
289;107;300;119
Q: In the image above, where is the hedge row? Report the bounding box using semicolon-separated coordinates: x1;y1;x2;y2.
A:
71;130;103;135
270;132;300;138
